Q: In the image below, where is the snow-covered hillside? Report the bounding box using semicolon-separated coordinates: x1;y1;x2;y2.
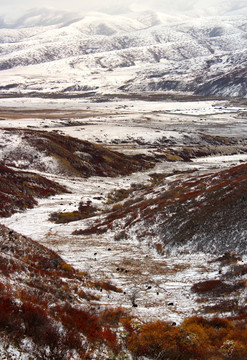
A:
1;9;247;98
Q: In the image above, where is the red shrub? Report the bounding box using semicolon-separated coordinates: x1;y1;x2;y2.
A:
0;295;20;331
102;328;120;353
21;301;61;349
59;303;102;342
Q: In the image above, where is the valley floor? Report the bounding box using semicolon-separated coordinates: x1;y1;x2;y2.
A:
0;95;247;324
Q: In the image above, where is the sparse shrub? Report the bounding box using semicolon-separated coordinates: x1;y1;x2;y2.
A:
60;262;74;274
149;172;168;185
220;340;247;360
127;321;181;359
226;263;247;278
73;226;108;236
212;252;242;265
164;151;183;162
203;299;239;314
114;230;127;241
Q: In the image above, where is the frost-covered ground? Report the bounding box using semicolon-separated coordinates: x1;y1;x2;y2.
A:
1;97;247;322
1;97;247;142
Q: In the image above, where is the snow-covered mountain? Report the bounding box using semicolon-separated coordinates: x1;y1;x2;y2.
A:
1;9;247;98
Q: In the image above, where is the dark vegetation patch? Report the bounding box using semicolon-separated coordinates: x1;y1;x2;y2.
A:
50;201;98;224
0;163;67;217
194;253;247;316
225;263;247;278
191;279;246;296
210;251;242;265
202;299;242;315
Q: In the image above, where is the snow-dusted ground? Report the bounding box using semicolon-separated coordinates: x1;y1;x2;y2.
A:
0;98;246;322
0;96;243;114
0;170;220;322
1;97;247;143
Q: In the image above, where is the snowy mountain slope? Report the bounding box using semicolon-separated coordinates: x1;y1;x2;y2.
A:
0;11;247;97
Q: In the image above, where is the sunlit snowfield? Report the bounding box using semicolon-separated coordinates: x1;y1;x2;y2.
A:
1;97;247;322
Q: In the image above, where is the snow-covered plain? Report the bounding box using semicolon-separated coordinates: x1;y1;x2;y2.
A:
1;97;247;322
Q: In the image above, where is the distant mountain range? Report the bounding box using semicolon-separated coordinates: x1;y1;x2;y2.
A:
0;8;247;98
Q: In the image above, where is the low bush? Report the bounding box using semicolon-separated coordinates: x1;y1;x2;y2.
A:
49;203;97;224
106;188;133;204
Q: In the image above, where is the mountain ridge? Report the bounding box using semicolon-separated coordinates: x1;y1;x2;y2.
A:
1;10;247;98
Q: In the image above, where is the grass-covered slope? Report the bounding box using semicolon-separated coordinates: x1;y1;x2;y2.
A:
74;163;247;254
1;128;153;177
0;163;67;217
0;224;124;359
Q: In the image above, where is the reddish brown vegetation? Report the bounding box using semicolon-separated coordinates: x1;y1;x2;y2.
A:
192;279;246;296
99;307;127;327
0;225;247;359
0;225;124;358
125;316;247;360
0;163;67;217
73;163;247;256
92;281;123;293
212;252;242;265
